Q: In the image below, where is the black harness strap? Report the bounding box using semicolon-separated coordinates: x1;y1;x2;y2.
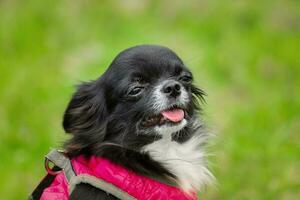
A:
28;149;75;200
28;166;60;200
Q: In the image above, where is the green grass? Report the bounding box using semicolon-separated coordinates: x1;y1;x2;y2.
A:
0;0;299;199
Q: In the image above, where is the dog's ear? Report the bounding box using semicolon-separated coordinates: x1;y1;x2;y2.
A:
63;80;108;138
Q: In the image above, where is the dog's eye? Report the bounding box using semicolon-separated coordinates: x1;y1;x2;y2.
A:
128;87;144;97
179;75;192;83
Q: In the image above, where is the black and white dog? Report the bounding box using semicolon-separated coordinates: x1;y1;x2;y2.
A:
63;45;213;199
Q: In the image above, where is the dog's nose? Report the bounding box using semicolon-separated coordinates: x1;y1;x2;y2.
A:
162;80;181;98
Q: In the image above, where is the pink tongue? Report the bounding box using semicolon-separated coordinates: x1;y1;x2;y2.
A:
161;109;184;122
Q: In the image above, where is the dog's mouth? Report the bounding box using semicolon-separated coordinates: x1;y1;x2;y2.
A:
141;107;186;127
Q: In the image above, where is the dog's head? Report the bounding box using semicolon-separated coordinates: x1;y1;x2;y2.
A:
63;45;205;155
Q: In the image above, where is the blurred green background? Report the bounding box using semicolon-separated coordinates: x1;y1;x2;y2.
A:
0;0;299;199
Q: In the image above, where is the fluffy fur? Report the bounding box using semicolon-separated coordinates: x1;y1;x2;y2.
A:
63;45;213;199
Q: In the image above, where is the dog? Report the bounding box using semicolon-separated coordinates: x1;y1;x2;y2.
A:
45;45;212;200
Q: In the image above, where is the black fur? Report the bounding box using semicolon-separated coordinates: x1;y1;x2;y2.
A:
63;45;205;199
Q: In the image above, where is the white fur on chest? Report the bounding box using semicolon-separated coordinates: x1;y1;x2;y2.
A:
142;128;212;192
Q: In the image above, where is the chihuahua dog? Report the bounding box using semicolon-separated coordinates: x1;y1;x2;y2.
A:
59;45;213;199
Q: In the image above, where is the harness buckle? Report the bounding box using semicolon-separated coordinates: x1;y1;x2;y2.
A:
44;149;65;176
45;158;62;175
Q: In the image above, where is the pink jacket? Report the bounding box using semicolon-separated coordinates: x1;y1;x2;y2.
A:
40;155;197;200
